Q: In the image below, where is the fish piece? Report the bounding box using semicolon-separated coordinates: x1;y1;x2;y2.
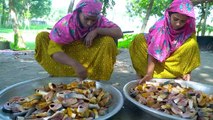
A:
49;103;63;112
48;83;57;91
62;98;78;107
65;92;88;100
2;102;12;113
77;103;89;113
88;104;100;109
43;109;65;120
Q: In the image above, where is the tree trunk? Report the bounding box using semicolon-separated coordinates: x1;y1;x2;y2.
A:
67;0;75;13
140;0;154;33
1;0;6;26
201;2;209;36
9;0;26;49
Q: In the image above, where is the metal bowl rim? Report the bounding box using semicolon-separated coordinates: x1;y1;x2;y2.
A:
123;79;213;120
0;77;124;120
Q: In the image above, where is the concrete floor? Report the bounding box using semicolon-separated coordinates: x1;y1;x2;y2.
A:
0;49;213;120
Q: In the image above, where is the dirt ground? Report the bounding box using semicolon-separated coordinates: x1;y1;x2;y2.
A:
0;49;136;91
1;48;213;91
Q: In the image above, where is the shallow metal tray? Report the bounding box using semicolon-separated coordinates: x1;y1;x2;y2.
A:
123;79;213;120
0;77;124;120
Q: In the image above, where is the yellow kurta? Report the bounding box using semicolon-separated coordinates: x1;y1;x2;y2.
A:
129;33;200;78
35;32;117;80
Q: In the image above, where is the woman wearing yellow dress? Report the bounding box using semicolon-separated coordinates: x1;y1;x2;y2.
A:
129;0;200;84
35;0;122;81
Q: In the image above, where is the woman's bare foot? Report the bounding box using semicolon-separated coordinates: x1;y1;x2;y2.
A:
182;73;191;81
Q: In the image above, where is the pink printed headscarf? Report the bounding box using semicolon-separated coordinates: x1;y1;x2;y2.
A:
49;0;117;44
76;0;102;16
145;0;196;62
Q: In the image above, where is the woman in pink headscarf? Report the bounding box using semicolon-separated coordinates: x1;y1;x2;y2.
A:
129;0;200;84
35;0;123;80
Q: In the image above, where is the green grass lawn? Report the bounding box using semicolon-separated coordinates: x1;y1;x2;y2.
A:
0;25;51;50
0;28;13;33
21;34;136;50
118;34;136;48
25;42;36;50
1;25;136;50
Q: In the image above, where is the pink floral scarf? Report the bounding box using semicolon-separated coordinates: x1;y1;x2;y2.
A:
145;0;195;62
49;0;117;44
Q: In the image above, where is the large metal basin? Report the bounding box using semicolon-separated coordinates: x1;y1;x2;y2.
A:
123;79;213;120
0;77;124;120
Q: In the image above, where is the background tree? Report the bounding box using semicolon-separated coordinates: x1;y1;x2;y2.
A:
29;0;51;18
1;0;51;27
67;0;75;13
126;0;172;32
66;0;115;15
139;0;154;32
196;2;213;36
9;0;26;49
127;0;213;34
0;0;9;27
192;0;213;5
0;0;51;50
100;0;115;15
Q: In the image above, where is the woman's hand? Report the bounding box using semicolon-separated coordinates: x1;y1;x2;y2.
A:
52;52;88;80
84;29;98;47
138;55;156;84
73;62;88;81
138;74;153;84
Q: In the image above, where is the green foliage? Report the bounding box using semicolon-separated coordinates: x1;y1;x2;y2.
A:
206;25;213;35
0;0;9;27
13;0;51;18
195;2;213;35
118;34;137;48
30;0;51;18
126;0;172;19
0;1;2;11
195;2;213;15
100;0;115;15
48;9;67;22
0;0;51;22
